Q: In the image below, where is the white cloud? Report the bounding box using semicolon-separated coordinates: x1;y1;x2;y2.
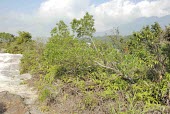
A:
0;0;170;36
38;0;90;22
91;0;170;31
136;0;170;17
33;0;170;32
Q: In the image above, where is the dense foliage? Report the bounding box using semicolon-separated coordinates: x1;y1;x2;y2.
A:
0;31;34;54
1;13;170;113
0;32;15;43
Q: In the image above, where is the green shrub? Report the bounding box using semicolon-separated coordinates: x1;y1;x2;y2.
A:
17;18;170;113
42;36;97;77
20;40;45;74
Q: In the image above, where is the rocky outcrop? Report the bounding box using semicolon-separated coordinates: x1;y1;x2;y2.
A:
0;91;29;114
0;53;43;114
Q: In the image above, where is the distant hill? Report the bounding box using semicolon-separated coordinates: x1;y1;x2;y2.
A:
95;15;170;36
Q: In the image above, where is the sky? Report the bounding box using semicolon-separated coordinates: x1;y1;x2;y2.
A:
0;0;170;37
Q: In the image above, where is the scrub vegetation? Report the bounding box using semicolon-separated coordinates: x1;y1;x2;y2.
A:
1;12;170;113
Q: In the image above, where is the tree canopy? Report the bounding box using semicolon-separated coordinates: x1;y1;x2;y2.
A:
71;12;96;39
0;32;15;43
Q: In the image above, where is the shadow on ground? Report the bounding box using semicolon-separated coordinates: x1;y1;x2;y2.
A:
0;102;6;114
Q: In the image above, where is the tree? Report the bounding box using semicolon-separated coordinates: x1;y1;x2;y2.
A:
16;31;32;44
128;22;168;81
71;12;96;39
50;20;70;38
163;25;170;72
164;25;170;41
71;12;97;51
0;32;15;43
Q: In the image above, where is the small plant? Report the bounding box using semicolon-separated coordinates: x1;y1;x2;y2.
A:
39;88;51;102
20;80;27;85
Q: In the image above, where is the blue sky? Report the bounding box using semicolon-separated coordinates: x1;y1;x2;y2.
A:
0;0;170;37
0;0;109;12
0;0;142;12
0;0;107;9
0;0;44;13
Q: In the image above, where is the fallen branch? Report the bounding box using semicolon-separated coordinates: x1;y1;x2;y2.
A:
94;60;123;76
